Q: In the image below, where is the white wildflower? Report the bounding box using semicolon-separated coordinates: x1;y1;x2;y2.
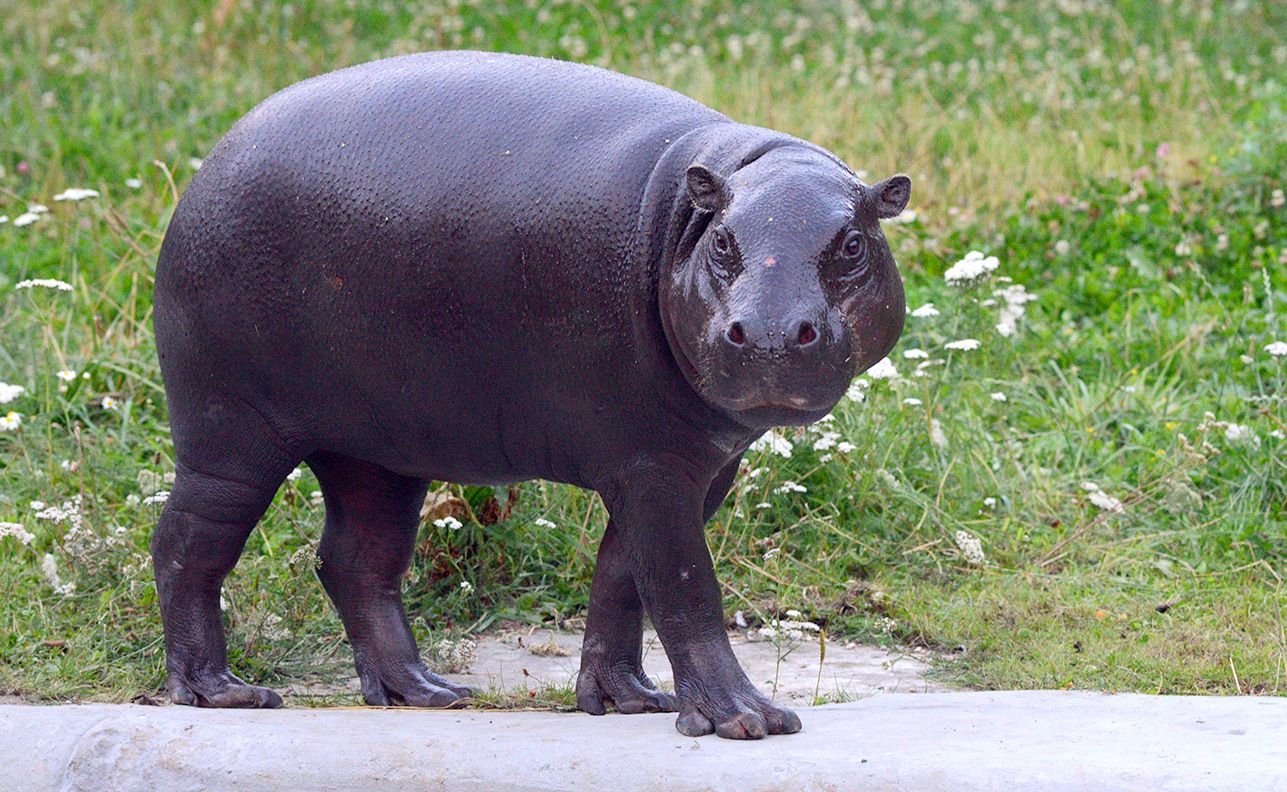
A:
835;441;857;453
57;369;77;382
1271;430;1286;440
903;348;929;359
533;517;557;529
125;178;143;189
53;188;100;202
910;303;940;318
15;278;73;291
137;469;163;496
777;619;821;640
0;522;34;545
0;383;25;404
812;431;840;452
875;469;900;488
459;580;473;593
755;502;772;511
260;612;291;641
953;530;986;565
930;419;949;449
1223;424;1257;444
867;357;898;379
309;490;323;505
142;491;170;505
1087;489;1125;513
125;494;141;506
1054;240;1070;255
286;467;302;481
13;212;41;227
0;215;7;224
101;396;118;410
749;430;793;458
903;397;923;406
773;481;808;495
893;208;918;224
982;497;997;509
758;626;778;639
943;251;1000;286
1271;189;1285;208
189;157;204;170
945;338;981;351
1;411;22;431
994;284;1038;337
28;204;48;214
1174;240;1193;257
1265;342;1287;357
991;392;1007;402
42;553;76;596
433;516;463;530
29;501;46;510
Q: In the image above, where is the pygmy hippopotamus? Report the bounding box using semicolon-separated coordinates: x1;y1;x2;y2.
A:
152;50;908;740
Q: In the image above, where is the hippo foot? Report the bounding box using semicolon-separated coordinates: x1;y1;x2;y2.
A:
167;668;284;709
576;661;678;715
673;674;801;739
358;660;474;708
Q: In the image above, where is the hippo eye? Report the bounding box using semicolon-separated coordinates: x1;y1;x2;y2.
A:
711;226;732;256
841;229;866;260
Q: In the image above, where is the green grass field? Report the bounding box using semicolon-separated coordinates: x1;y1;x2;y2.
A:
1;0;1284;703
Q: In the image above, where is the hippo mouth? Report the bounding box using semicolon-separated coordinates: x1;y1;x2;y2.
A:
704;386;842;427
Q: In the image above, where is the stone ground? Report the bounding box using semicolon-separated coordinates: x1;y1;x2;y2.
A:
281;628;938;704
4;692;1283;790
6;632;1283;790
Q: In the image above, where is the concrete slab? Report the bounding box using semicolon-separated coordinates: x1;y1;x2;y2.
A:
2;692;1282;791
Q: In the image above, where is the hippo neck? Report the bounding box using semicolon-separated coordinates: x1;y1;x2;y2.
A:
629;121;812;443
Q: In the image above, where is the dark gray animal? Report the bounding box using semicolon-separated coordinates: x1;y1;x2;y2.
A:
152;51;908;740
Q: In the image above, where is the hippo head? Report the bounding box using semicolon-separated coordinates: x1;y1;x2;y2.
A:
661;146;908;428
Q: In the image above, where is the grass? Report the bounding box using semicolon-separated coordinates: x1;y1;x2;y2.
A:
1;0;1284;703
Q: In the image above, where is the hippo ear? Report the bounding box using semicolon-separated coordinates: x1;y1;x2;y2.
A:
686;165;729;213
873;175;912;219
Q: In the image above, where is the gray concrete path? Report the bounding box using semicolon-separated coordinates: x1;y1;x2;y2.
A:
2;692;1282;791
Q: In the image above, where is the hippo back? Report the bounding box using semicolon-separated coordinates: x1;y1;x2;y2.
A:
154;52;737;485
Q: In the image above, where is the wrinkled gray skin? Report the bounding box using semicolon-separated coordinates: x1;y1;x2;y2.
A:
151;51;908;740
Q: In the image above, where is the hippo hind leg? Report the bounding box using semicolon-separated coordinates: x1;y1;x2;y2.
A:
308;451;473;707
152;456;298;708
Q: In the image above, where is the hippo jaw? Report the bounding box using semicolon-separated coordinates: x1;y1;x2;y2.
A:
660;146;909;429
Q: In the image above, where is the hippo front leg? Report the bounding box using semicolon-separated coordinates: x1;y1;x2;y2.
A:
575;518;677;715
600;459;801;739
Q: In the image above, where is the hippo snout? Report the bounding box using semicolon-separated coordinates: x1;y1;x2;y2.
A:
721;314;821;354
704;306;853;417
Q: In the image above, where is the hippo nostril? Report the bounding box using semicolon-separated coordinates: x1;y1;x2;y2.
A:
726;322;747;346
796;321;818;347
